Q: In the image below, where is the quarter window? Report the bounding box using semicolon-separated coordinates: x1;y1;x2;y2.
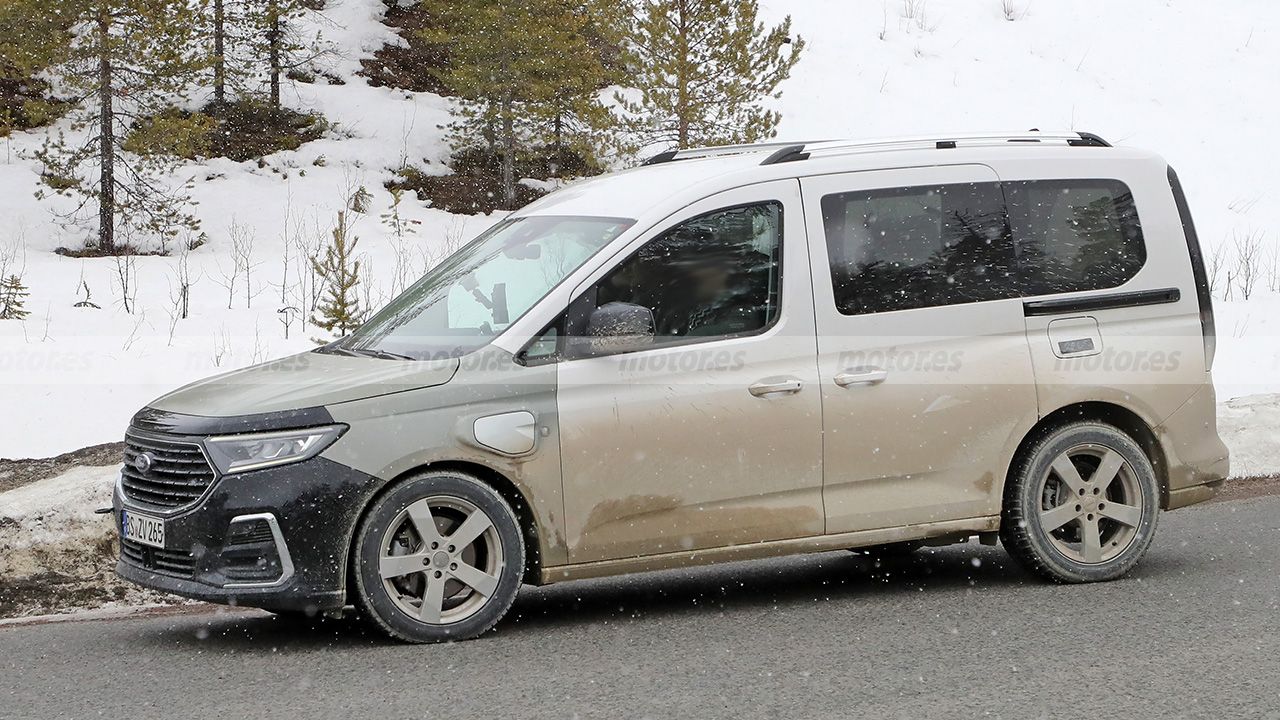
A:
820;182;1017;315
1005;179;1146;295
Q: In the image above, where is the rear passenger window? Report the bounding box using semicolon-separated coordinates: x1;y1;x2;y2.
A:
820;182;1017;315
1005;179;1145;295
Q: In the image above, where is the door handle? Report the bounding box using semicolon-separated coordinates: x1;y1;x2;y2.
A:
748;379;803;397
834;367;888;388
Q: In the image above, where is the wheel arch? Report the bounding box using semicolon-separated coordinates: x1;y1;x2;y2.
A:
344;460;545;604
1007;401;1170;509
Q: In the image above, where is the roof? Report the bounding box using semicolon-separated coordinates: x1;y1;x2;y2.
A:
516;130;1163;224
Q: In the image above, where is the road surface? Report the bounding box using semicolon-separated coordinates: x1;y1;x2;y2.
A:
2;495;1277;719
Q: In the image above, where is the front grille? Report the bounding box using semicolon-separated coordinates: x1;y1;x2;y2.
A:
120;538;196;578
120;430;216;511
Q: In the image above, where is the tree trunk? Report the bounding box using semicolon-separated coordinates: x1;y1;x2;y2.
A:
501;94;516;209
213;0;226;105
553;111;563;177
675;0;689;148
96;5;115;253
267;0;281;109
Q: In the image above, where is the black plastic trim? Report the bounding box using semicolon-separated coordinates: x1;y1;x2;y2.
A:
114;454;380;612
1023;287;1180;317
1167;164;1216;369
131;406;336;436
1068;132;1112;147
642;149;679;166
759;144;809;165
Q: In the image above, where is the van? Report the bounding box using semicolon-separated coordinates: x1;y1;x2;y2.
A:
114;131;1229;642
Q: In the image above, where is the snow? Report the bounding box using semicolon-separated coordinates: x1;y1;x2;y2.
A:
1;0;1279;458
0;465;114;584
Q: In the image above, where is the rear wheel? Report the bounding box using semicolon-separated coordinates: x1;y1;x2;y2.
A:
1001;422;1159;583
353;471;525;643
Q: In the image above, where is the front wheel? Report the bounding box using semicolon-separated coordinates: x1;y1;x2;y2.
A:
353;471;525;643
1000;422;1160;583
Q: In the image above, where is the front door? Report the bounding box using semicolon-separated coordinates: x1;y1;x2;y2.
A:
799;165;1039;534
555;180;824;564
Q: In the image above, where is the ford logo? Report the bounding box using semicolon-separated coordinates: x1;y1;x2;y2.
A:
133;452;154;475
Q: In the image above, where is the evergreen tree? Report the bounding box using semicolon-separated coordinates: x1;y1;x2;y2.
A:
0;2;68;137
311;211;362;336
202;0;324;109
618;0;805;150
424;0;624;207
260;0;326;109
31;0;209;253
0;275;30;320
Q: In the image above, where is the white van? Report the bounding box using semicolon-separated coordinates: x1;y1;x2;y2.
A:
114;131;1229;642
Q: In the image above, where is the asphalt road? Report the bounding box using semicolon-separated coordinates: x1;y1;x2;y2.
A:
2;495;1278;720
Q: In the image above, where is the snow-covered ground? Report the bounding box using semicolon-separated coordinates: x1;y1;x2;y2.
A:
1;0;1278;458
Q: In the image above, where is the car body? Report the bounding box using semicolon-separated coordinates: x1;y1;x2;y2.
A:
114;131;1229;640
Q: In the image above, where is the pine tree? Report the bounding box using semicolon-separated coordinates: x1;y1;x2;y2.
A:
618;0;805;150
424;0;624;207
0;2;68;137
206;0;257;106
200;0;325;109
0;275;30;320
311;211;362;336
31;0;209;253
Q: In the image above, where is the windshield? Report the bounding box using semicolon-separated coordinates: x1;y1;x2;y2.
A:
337;215;633;359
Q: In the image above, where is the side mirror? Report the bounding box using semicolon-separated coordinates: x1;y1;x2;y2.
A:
583;302;655;355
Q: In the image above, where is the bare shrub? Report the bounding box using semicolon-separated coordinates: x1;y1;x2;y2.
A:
215;219;262;309
113;253;138;314
1232;229;1263;300
1207;240;1228;298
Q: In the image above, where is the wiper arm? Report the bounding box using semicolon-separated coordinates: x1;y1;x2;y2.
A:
347;347;416;361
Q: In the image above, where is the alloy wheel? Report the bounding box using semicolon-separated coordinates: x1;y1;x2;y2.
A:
379;496;505;625
1036;443;1144;564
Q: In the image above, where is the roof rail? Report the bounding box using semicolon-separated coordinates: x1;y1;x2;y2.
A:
641;131;1112;167
761;131;1113;165
802;131;1102;155
641;140;826;166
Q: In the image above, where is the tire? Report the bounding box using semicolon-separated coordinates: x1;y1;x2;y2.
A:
352;470;525;643
1000;421;1160;583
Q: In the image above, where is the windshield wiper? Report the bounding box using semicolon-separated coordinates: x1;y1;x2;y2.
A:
320;344;415;361
346;347;416;361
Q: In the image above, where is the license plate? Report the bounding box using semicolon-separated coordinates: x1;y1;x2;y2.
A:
121;509;165;549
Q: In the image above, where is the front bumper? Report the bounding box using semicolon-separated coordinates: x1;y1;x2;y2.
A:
113;454;380;613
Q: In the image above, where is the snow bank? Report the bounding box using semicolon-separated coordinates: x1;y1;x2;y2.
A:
0;465;177;617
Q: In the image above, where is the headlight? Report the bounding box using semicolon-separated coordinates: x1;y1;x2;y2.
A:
204;425;346;474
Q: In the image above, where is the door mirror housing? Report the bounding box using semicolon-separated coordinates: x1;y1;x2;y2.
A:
582;302;655;356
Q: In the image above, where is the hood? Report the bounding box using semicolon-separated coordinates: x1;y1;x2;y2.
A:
148;350;460;418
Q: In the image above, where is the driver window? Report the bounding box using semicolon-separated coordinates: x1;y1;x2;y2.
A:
586;201;783;350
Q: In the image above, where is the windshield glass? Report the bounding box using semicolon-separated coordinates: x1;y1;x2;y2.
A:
337;215;633;359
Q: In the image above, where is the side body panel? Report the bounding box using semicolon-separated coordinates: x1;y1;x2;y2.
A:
555;179;826;564
799;165;1039;533
987;154;1224;497
322;347;570;568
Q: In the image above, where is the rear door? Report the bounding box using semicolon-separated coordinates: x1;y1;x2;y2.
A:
799;165;1039;534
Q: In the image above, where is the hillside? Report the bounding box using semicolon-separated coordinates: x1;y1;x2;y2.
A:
0;0;1278;457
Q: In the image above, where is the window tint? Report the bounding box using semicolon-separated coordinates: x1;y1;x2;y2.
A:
583;202;783;348
1006;179;1145;295
820;182;1017;315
